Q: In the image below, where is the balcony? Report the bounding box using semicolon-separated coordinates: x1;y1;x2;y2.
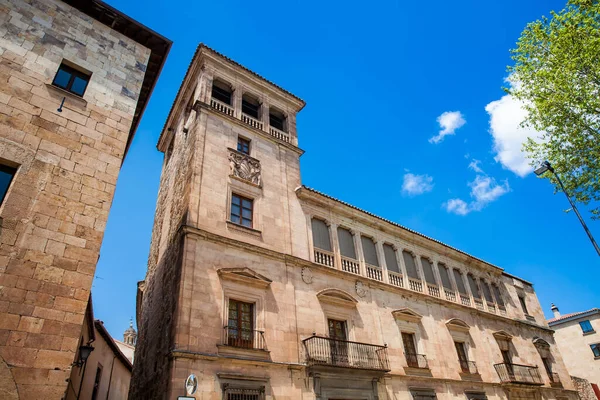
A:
341;256;360;275
222;327;267;350
366;264;383;281
242;113;263;130
303;335;390;372
494;363;543;385
459;360;478;374
405;353;428;369
210;97;234;117
314;248;334;267
269;126;290;143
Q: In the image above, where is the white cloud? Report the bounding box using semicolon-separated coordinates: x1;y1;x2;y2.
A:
484;78;544;177
402;173;434;196
468;159;483;173
429;111;466;144
444;175;510;215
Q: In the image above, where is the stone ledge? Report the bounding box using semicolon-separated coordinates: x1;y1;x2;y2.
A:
217;344;270;361
226;221;262;239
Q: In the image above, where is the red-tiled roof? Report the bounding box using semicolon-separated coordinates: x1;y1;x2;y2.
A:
547;308;600;324
298;185;533;284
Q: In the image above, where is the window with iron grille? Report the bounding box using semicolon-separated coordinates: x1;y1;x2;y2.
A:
580;320;594;333
52;62;91;96
224;385;265;400
230;194;253;228
0;164;17;207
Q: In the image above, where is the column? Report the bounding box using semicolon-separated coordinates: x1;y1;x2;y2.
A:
261;99;270;133
329;222;342;270
305;214;314;263
352;230;365;276
232;84;242;119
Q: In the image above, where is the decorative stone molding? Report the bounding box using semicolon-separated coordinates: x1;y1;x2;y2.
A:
217;267;271;288
446;318;470;332
355;281;368;298
492;330;513;341
301;267;313;284
228;148;261;186
392;308;423;323
316;288;358;307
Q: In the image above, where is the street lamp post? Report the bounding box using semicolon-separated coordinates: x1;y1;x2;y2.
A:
534;161;600;256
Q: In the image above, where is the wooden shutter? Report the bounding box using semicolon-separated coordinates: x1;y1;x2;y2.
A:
421;258;436;285
361;236;379;266
467;274;481;299
481;280;494;303
438;263;452;290
311;219;332;251
492;284;504;306
402;251;419;279
383;244;400;273
453;269;467;294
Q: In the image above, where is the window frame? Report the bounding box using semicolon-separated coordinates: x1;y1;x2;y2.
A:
237;136;251;155
241;93;261;119
591;343;600;358
518;295;529;316
52;62;91;97
0;164;17;207
230;193;253;228
211;79;233;105
580;320;595;334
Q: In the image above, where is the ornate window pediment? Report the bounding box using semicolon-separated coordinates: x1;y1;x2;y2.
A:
392;308;423;323
533;337;550;348
492;330;513;341
316;288;358;307
446;318;470;332
217;267;271;288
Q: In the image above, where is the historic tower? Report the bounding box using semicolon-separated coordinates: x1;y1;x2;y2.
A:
133;44;578;400
123;319;137;346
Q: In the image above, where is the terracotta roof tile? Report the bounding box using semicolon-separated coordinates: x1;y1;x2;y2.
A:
547;308;600;324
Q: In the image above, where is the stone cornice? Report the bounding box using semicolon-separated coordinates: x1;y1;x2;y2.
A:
179;225;555;334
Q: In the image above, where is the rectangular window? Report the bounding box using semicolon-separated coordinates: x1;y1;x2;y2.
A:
591;343;600;358
242;95;260;119
269;108;286;131
467;274;481;299
361;236;379;266
52;62;91;96
402;251;419;280
411;390;437;400
453;269;467;294
328;319;347;340
337;227;356;259
230;194;253;228
401;332;418;356
91;364;103;400
383;244;400;273
466;393;488;400
311;218;331;251
501;349;511;364
438;263;452;290
237;137;250;155
421;258;436;285
225;387;263;400
580;320;595;334
492;284;505;307
0;164;17;206
212;80;232;105
518;296;529;315
455;341;470;373
227;299;254;348
481;280;494;303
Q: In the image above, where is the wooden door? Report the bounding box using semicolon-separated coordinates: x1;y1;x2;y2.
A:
328;319;348;365
228;300;254;348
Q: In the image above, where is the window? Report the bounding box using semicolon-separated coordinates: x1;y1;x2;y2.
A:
541;356;553;376
361;236;379;266
224;386;264;400
0;164;17;206
237;137;250;155
492;284;505;307
242;94;260;119
91;364;103;400
411;389;437;400
518;296;529;315
421;258;436;285
501;349;511;364
328;319;347;340
383;244;400;273
466;393;488;400
227;299;254;348
453;269;467;294
467;274;481;299
580;320;595;334
401;332;419;367
212;79;232;105
52;62;91;96
337;227;356;259
481;280;494;303
230;194;253;228
402;251;419;280
438;263;452;290
328;319;348;364
455;341;469;372
311;218;331;251
269;108;286;131
591;343;600;358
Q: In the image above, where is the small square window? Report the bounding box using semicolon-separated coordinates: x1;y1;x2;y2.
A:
237;137;250;155
591;343;600;358
581;320;595;334
230;194;253;228
52;62;91;97
0;164;17;206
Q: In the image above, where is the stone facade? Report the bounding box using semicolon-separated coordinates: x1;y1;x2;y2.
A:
0;1;169;399
548;306;600;399
133;44;578;400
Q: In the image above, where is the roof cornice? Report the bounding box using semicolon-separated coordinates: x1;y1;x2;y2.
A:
548;308;600;326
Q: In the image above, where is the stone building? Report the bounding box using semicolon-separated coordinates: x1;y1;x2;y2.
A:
0;0;170;398
115;319;136;364
65;297;133;400
132;44;578;400
548;305;600;399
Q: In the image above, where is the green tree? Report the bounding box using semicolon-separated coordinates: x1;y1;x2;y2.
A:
509;0;600;219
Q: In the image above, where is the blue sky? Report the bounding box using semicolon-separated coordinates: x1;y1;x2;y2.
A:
93;0;599;339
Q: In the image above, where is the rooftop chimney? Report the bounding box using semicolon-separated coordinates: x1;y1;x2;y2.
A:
551;303;560;319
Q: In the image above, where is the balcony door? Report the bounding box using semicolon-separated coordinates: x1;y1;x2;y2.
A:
455;341;469;372
228;299;254;349
402;332;418;367
328;319;349;365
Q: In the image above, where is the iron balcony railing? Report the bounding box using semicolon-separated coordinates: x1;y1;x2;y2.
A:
303;335;390;371
459;359;478;374
494;363;543;385
223;326;267;351
405;353;428;369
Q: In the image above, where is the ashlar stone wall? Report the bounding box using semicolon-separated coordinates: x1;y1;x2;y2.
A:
0;0;150;398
